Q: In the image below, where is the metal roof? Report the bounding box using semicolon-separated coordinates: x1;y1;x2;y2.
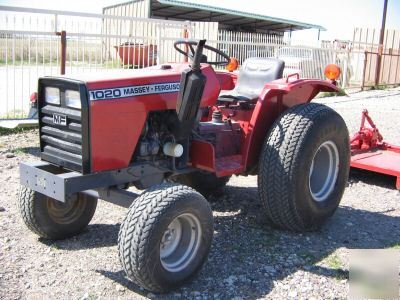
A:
151;0;325;32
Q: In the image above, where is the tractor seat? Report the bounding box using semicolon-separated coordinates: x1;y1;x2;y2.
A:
219;57;285;102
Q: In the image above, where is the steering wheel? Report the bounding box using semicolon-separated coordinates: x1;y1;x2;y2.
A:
174;39;230;66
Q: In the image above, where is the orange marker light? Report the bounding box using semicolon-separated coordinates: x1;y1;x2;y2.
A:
226;57;239;72
324;64;341;81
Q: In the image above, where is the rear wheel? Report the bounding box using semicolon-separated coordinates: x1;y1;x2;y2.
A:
118;183;213;292
258;103;350;232
170;171;230;197
18;186;97;239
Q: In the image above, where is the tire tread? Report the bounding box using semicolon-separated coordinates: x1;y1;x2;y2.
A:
258;103;345;231
118;183;211;292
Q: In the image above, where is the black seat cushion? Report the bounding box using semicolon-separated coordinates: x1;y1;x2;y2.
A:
219;57;285;101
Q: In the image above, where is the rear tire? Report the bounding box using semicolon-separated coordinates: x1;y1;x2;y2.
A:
118;183;213;292
258;103;350;232
170;171;230;197
18;186;97;239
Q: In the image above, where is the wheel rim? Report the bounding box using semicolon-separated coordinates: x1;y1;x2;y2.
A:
308;141;339;202
47;195;86;224
160;213;202;273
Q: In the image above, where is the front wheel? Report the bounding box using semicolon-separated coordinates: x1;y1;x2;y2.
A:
18;187;98;239
258;103;350;232
118;183;213;292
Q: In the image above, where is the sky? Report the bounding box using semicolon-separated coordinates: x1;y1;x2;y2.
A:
1;0;399;42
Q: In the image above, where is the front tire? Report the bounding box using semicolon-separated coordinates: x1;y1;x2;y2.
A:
118;183;213;293
258;103;350;232
18;187;98;239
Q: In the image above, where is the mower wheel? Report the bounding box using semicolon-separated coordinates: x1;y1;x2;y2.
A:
258;103;350;232
18;186;97;239
118;183;213;293
169;171;230;197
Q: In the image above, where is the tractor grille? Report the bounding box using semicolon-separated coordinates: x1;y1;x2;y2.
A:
38;78;90;174
40;105;83;171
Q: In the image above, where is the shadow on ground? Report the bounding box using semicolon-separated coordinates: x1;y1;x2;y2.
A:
349;168;398;190
40;223;120;250
93;183;399;298
15;146;40;157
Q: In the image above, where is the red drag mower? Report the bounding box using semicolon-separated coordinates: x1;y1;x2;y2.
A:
18;40;351;292
350;110;400;189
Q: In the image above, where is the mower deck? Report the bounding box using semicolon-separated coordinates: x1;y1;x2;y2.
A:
350;110;400;190
351;148;400;189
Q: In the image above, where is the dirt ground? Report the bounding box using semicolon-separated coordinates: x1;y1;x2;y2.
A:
0;87;399;299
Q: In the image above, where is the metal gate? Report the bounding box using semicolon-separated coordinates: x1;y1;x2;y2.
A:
0;5;194;118
3;7;385;120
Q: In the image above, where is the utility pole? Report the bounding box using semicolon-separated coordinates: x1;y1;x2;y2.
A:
375;0;388;87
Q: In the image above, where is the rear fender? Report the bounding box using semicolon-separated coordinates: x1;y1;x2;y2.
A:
243;78;341;171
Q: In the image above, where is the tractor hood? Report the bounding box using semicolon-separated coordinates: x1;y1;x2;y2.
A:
48;63;221;106
56;63;191;87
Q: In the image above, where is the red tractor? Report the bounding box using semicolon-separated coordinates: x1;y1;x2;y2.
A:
19;40;350;292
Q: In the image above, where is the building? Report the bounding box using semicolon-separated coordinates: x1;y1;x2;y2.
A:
103;0;325;37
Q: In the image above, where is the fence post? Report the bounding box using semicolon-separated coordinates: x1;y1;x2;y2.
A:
375;0;388;87
56;30;67;75
341;48;350;89
361;51;368;91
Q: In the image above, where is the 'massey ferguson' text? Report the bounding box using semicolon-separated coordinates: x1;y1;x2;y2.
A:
89;82;180;100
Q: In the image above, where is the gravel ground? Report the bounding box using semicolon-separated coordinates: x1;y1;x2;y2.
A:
0;87;399;299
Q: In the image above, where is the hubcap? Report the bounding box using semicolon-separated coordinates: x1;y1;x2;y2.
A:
47;195;86;224
160;213;202;273
309;141;339;202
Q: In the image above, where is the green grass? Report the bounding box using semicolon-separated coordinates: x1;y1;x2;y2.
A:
0;59;124;69
13;147;29;155
49;242;60;250
1;109;28;119
317;87;347;98
325;253;342;270
371;84;389;90
0;127;36;136
0;59;57;66
323;252;348;280
389;242;400;249
364;83;400;91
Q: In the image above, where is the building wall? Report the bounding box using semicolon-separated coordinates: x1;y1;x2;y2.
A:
103;0;150;19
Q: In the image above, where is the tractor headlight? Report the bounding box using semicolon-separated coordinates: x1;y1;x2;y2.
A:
65;90;81;109
45;87;60;105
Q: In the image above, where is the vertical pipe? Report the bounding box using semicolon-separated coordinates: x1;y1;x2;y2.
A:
375;0;388;86
60;30;66;75
5;16;9;117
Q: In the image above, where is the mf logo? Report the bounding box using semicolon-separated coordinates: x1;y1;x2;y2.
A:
53;113;67;126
